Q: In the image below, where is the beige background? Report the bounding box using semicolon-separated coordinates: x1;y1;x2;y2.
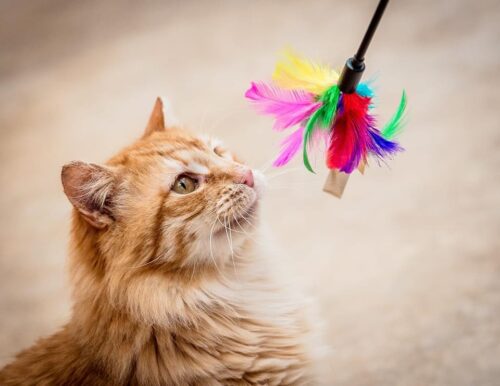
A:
1;0;499;384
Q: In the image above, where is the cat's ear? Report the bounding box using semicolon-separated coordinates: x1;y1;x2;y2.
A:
61;161;118;229
143;97;167;138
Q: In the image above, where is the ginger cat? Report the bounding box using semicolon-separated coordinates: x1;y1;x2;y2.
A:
0;98;321;385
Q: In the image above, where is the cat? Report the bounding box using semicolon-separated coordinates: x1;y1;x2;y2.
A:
0;98;323;385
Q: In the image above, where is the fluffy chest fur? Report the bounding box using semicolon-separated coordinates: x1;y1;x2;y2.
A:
123;269;314;385
71;243;316;385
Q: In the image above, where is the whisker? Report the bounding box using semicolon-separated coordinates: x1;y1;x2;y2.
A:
238;211;257;229
231;213;264;246
259;156;278;174
224;215;236;273
125;253;165;270
189;247;198;283
265;168;304;180
208;215;225;277
203;106;247;134
266;182;312;190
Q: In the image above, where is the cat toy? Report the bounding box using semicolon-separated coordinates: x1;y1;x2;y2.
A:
245;0;406;197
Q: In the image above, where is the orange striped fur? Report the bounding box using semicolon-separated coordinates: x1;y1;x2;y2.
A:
0;98;323;385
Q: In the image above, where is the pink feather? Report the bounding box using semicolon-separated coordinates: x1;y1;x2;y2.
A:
311;128;330;151
273;126;304;167
245;82;321;131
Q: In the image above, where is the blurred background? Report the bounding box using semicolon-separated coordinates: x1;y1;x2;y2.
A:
1;0;499;384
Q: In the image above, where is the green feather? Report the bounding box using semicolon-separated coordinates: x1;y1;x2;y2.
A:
320;86;340;128
381;90;407;139
302;109;321;173
302;85;340;173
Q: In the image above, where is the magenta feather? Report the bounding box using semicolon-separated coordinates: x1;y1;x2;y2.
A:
273;126;304;167
245;82;321;131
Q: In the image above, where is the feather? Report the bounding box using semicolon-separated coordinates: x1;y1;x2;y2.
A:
368;128;402;157
311;126;330;150
356;82;374;98
326;94;367;173
381;90;407;139
245;82;321;131
273;126;304;167
272;50;339;95
302;109;322;173
319;85;341;127
302;85;340;173
327;93;402;173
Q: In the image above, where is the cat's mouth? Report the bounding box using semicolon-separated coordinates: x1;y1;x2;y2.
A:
215;201;258;235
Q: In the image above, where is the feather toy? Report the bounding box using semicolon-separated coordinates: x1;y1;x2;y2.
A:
245;0;407;197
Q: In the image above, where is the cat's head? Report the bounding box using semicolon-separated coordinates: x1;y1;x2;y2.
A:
61;98;264;281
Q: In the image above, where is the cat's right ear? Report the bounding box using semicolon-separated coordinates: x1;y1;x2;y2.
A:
142;97;167;138
61;161;118;229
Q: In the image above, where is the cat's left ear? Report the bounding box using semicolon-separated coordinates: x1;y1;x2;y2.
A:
143;97;167;138
61;161;119;229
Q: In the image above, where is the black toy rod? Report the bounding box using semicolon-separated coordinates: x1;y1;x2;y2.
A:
338;0;391;94
354;0;390;62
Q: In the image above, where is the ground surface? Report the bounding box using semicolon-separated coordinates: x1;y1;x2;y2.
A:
1;0;499;384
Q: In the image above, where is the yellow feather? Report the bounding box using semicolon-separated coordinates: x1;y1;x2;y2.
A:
272;50;339;95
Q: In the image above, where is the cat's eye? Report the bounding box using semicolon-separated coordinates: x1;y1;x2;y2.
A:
172;175;198;194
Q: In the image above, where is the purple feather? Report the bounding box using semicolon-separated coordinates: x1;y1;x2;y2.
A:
273;126;304;167
368;128;402;158
245;82;321;131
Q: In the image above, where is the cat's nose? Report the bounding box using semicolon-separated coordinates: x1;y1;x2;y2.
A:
238;169;254;188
